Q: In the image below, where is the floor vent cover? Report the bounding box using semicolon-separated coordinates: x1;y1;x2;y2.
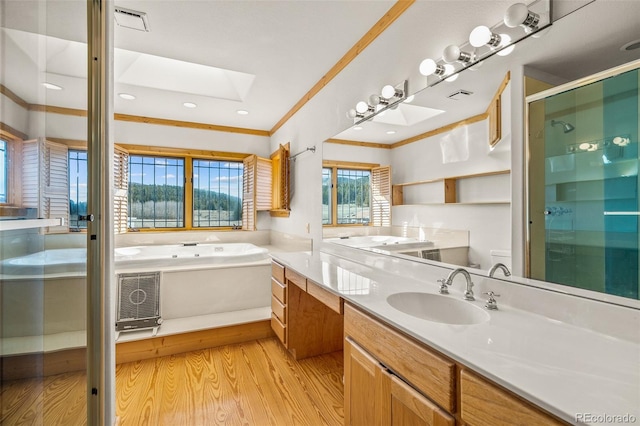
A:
116;272;161;335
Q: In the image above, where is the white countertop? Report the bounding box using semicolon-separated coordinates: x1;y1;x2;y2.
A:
271;249;640;426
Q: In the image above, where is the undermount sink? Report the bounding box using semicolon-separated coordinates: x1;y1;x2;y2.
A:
387;292;489;325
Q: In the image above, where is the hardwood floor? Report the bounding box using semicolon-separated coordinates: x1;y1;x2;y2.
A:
1;338;344;425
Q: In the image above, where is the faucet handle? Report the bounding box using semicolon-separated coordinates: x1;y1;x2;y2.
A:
482;291;500;310
437;279;449;294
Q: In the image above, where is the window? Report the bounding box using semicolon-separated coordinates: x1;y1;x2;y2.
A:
323;162;391;227
336;169;370;224
68;150;88;229
0;140;7;203
193;159;243;228
128;155;185;228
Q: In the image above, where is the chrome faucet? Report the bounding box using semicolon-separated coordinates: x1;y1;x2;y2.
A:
488;263;511;278
438;268;475;301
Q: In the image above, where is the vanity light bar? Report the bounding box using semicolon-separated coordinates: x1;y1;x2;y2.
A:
418;1;550;88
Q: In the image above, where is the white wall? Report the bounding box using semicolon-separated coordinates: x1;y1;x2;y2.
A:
322;142;391;166
388;84;512;270
114;120;271;157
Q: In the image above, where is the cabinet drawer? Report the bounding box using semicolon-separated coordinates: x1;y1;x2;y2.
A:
460;370;565;426
285;268;307;291
307;280;343;314
271;261;285;283
271;313;286;346
271;277;286;303
344;303;456;413
271;295;286;324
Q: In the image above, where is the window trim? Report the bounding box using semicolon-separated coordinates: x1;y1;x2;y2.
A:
0;128;23;206
322;160;379;227
119;144;251;231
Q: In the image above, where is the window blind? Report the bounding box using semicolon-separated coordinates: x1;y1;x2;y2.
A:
114;146;129;234
371;165;391;227
256;156;272;211
242;155;256;230
22;138;69;233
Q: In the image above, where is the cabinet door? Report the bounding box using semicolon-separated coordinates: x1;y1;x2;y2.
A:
386;371;455;426
344;338;387;426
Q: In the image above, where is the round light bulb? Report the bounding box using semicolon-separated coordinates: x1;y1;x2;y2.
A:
381;85;397;100
355;101;369;114
443;64;458;82
442;45;461;63
579;143;591;151
419;58;437;76
469;25;492;47
346;109;357;119
369;94;381;106
504;3;529;28
497;34;514;56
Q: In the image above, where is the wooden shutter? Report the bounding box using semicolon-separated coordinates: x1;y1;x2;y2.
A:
22;138;69;233
256;156;272;211
371;166;391;227
114;145;129;234
242;155;256;230
271;144;290;212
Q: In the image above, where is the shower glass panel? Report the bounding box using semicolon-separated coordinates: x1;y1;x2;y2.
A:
529;67;639;300
1;0;89;423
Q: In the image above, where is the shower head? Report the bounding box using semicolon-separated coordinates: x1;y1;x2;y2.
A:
551;119;575;133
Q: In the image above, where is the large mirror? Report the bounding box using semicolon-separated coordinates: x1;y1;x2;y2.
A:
322;0;640;305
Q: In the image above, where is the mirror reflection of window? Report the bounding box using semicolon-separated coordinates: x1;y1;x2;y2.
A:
0;140;7;203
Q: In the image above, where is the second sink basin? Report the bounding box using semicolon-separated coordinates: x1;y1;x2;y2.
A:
387;292;489;325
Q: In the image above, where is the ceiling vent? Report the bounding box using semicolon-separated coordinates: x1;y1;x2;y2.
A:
114;7;150;32
447;89;473;101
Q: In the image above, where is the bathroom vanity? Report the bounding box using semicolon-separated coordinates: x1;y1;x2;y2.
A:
271;247;639;426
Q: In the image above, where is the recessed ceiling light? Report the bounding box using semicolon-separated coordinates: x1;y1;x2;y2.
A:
119;93;136;100
42;82;62;90
386;130;396;135
236;110;249;115
353;126;363;131
183;102;197;108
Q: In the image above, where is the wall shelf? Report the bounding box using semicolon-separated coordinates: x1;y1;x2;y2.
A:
392;170;511;205
0;217;65;232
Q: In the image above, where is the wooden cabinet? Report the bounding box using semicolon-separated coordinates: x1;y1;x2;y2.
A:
270;261;287;347
344;337;454;426
270;261;343;360
460;370;564;426
344;302;569;426
344;303;455;412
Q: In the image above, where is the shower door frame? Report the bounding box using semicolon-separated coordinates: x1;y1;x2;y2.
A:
524;58;640;304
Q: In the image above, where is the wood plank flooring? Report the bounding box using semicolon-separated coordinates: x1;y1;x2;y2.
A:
1;338;344;425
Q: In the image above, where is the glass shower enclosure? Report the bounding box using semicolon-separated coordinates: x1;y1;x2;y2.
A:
528;63;640;300
1;0;91;423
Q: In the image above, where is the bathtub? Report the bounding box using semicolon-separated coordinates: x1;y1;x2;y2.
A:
325;235;419;248
115;242;270;270
0;242;272;354
0;243;270;276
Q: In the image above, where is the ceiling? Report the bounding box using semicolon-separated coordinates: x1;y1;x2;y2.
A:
1;1;639;139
